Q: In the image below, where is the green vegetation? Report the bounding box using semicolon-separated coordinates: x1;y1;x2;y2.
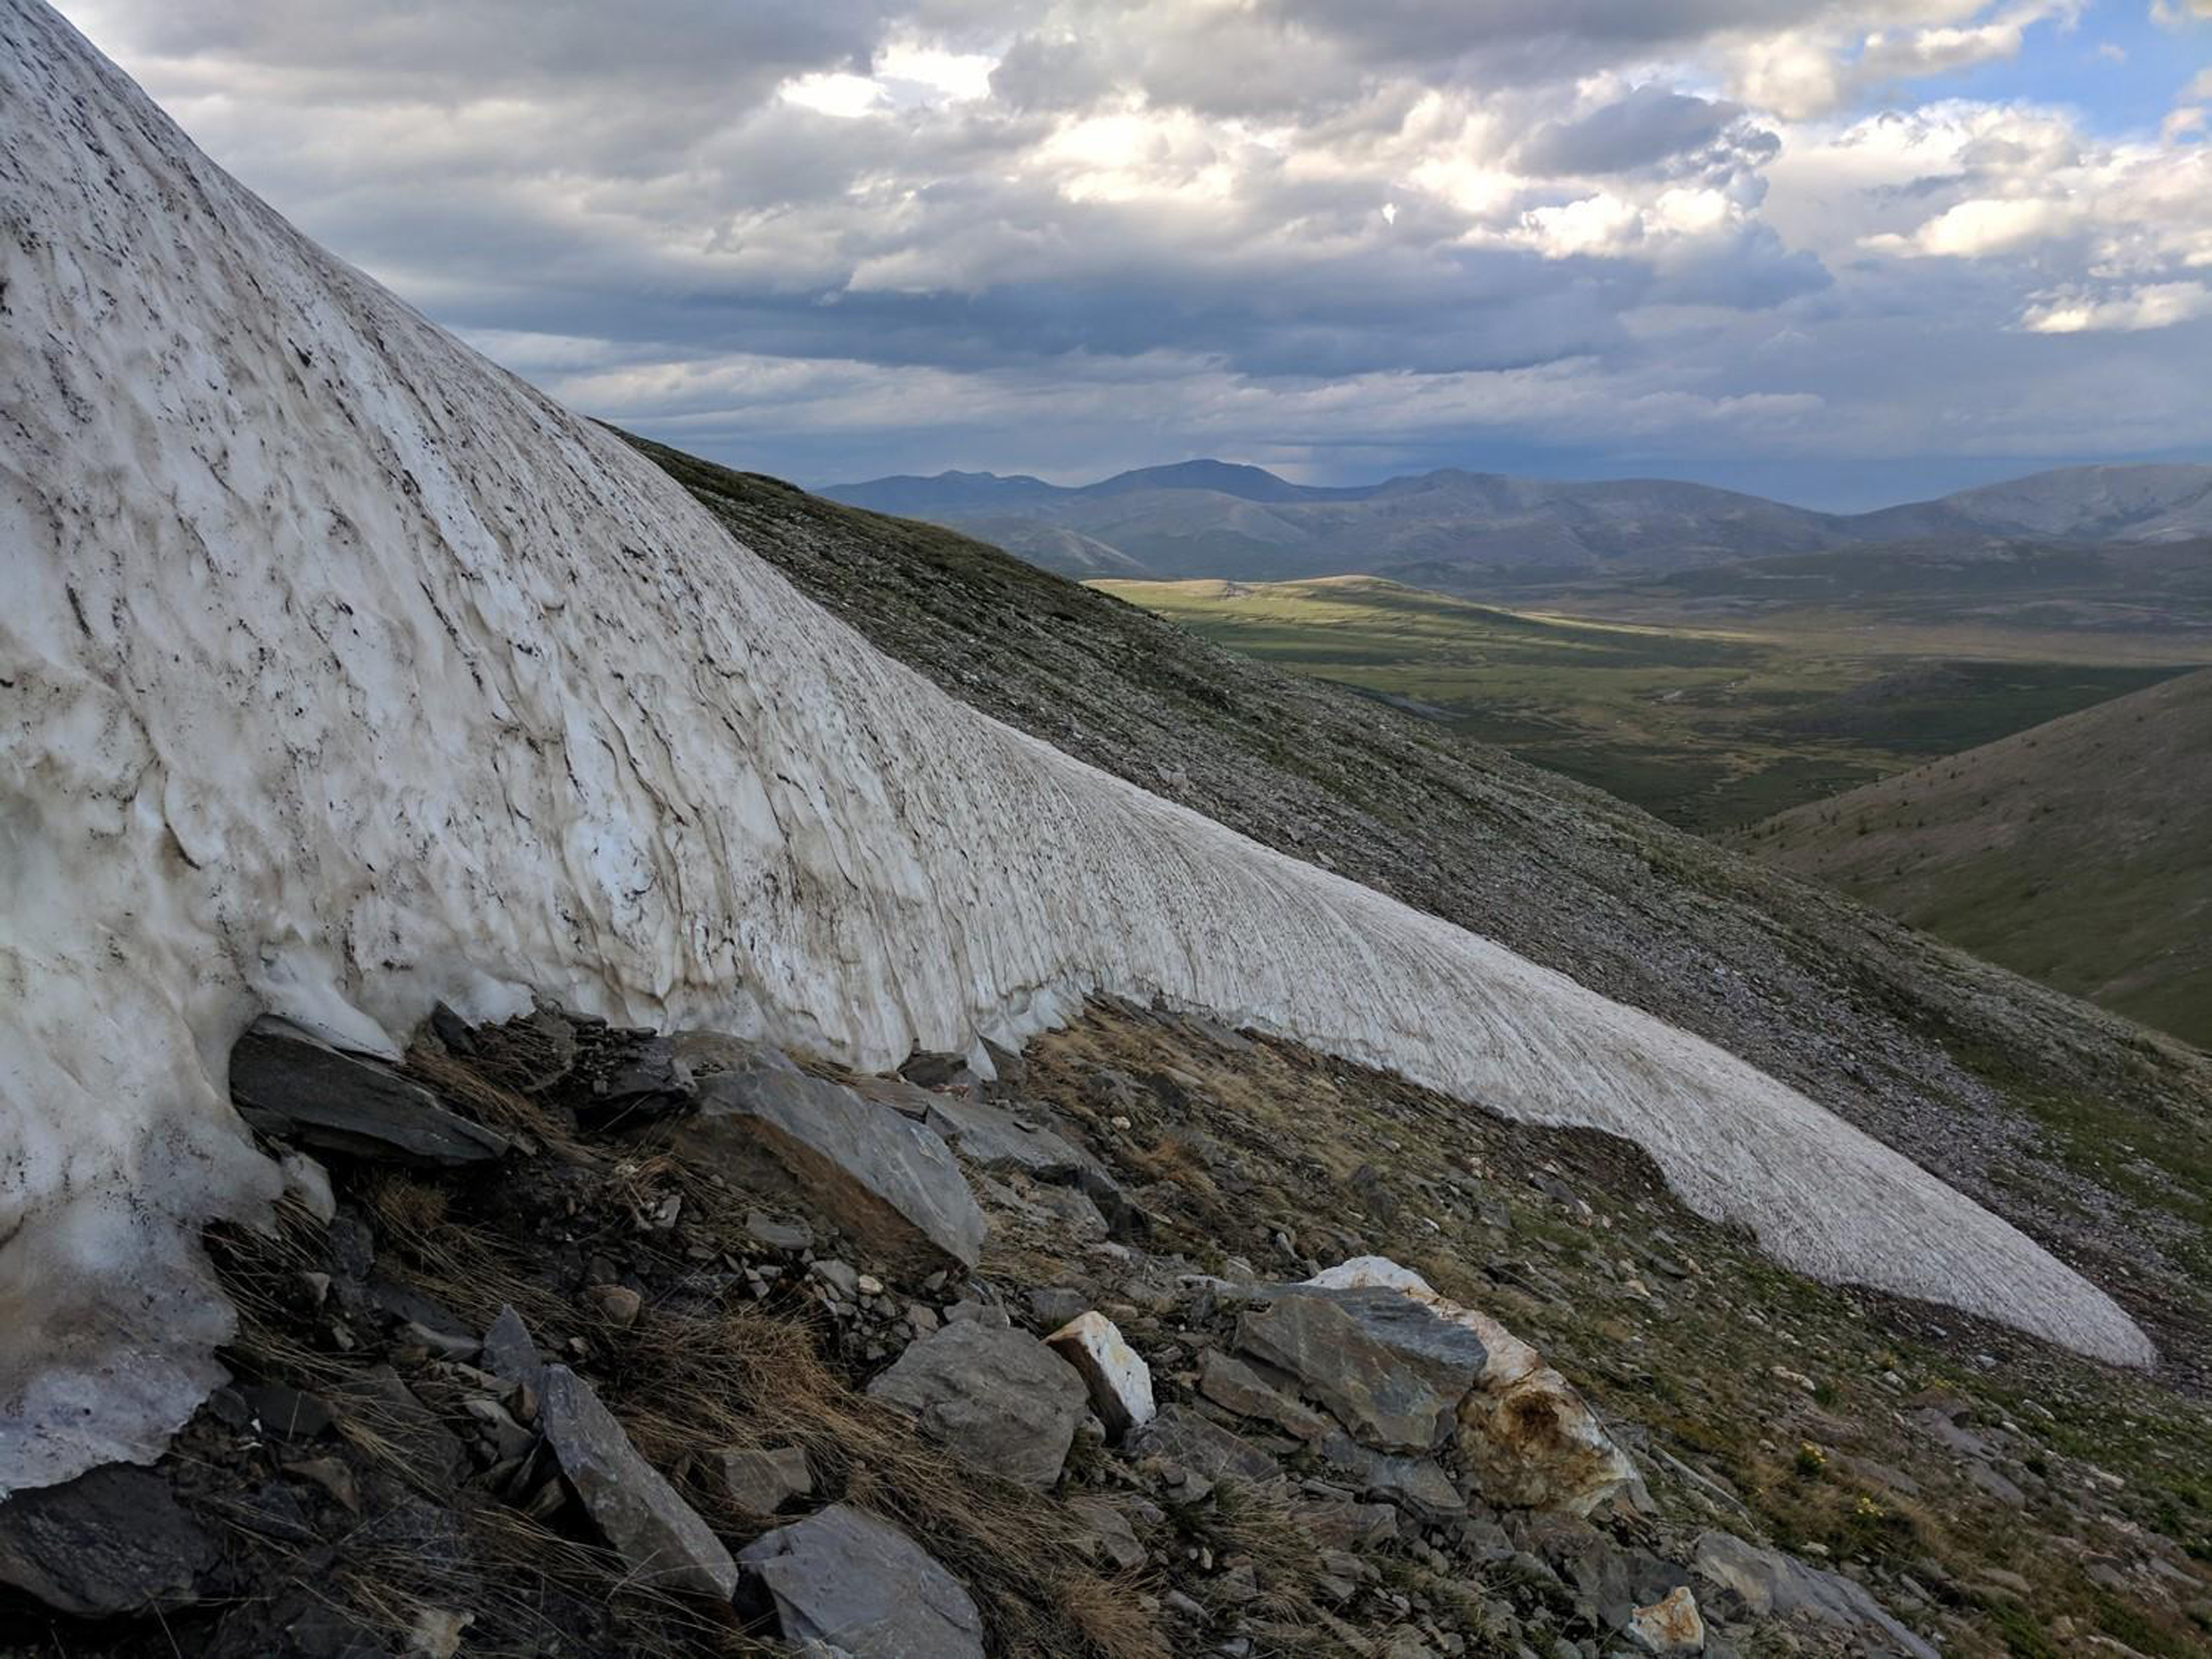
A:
1742;667;2212;1049
1091;575;2204;830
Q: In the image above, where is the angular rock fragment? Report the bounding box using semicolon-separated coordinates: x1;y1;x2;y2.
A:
1461;1363;1639;1517
1065;1494;1149;1573
850;1075;942;1119
670;1029;800;1084
866;1322;1087;1489
1197;1349;1333;1442
537;1365;737;1598
716;1446;813;1515
229;1027;508;1166
1628;1584;1706;1653
1297;1258;1636;1515
678;1069;986;1274
1045;1312;1156;1440
1127;1407;1283;1489
481;1305;545;1388
1235;1294;1451;1453
738;1503;984;1657
1317;1435;1465;1522
583;1033;690;1124
0;1465;215;1617
240;1382;334;1442
1694;1531;1935;1657
921;1094;1094;1182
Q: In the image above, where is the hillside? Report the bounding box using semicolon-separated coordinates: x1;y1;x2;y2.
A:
1741;668;2212;1048
6;6;2212;1655
824;457;2212;588
10;0;2113;1497
1085;574;2199;828
639;442;2212;1386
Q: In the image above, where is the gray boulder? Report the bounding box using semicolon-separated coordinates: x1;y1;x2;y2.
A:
1235;1295;1452;1453
1270;1285;1489;1395
739;1504;984;1657
1127;1406;1283;1488
920;1095;1093;1183
716;1446;813;1515
480;1305;544;1388
865;1323;1086;1490
1197;1349;1333;1442
1316;1434;1465;1522
228;1026;508;1165
677;1069;985;1275
0;1465;215;1617
537;1365;737;1598
1694;1531;1936;1658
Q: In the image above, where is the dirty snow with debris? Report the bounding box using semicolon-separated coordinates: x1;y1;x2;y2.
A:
0;0;2150;1496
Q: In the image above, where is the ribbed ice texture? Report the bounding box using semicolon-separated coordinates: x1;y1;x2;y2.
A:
0;0;2150;1493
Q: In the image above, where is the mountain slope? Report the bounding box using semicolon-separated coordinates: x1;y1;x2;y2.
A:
1850;464;2212;545
824;458;2212;586
1740;668;2212;1046
7;0;2150;1504
641;443;2212;1386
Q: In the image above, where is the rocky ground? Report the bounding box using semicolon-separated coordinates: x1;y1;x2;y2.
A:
628;440;2212;1389
5;1000;2206;1656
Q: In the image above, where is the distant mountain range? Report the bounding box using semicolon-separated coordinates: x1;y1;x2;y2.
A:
824;460;2212;587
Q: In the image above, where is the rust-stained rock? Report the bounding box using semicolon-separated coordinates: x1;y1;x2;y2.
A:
1302;1258;1637;1515
1627;1584;1705;1653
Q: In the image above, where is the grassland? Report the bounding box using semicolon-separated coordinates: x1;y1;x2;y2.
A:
1091;575;2207;830
1739;666;2212;1050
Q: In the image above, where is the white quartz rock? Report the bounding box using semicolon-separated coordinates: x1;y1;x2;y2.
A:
1046;1313;1157;1440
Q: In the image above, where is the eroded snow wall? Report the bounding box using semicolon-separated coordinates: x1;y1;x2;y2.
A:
0;0;2150;1493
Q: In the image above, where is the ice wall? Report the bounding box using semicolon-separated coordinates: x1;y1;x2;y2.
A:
0;0;2150;1493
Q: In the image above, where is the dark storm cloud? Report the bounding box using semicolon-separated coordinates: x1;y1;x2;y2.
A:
1518;87;1769;177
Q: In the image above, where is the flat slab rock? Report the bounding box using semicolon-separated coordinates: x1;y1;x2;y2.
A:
865;1321;1086;1490
716;1446;813;1515
739;1503;984;1658
0;1465;216;1617
1695;1530;1936;1658
920;1094;1094;1182
229;1027;509;1166
1128;1406;1282;1489
538;1364;737;1599
677;1066;985;1275
1235;1293;1452;1454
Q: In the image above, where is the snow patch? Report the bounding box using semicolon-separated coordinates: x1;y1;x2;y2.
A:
0;0;2151;1494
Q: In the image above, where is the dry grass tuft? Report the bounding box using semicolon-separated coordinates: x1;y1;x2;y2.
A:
616;1304;1171;1657
402;1044;595;1163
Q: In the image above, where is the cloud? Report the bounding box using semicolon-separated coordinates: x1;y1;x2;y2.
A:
45;0;2212;494
1517;86;1770;177
1870;194;2075;256
2022;281;2212;332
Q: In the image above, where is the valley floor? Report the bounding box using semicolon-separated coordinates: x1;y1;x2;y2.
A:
1088;577;2209;833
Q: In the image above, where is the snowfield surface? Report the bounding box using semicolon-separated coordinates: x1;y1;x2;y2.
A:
0;0;2151;1492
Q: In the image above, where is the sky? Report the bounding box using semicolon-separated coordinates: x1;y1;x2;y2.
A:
51;0;2212;508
